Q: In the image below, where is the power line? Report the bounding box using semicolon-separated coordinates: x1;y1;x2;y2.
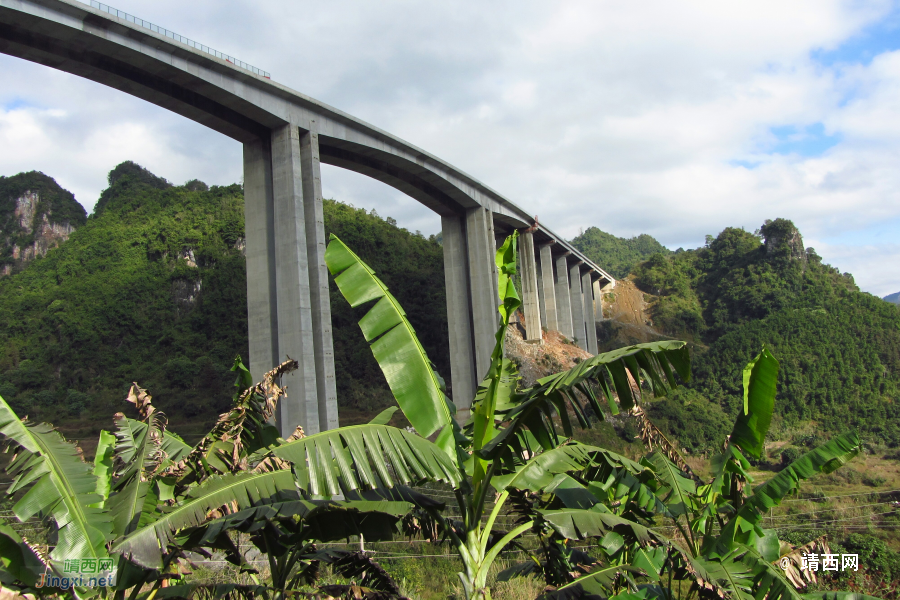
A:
781;489;900;502
768;501;897;520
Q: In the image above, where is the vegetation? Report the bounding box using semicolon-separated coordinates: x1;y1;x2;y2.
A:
0;171;87;274
0;232;880;600
0;162;447;433
570;227;671;280
628;219;900;448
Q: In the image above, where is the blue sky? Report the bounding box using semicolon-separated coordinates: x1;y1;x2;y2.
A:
813;6;900;67
1;0;900;296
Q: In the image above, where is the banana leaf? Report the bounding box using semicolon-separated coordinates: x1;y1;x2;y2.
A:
112;470;299;568
716;432;861;552
325;235;452;438
108;414;172;538
539;508;670;548
91;429;116;509
730;348;779;459
543;565;646;599
643;452;697;518
0;395;112;569
135;584;268;599
0;524;45;589
471;233;521;493
273;423;460;496
479;342;690;460
491;443;643;493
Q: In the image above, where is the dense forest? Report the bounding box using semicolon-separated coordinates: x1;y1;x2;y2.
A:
570;226;671;279
2;164;899;452
0;162;446;431
0;171;87;274
620;220;900;450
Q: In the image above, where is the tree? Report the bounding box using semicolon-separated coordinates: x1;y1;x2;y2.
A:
325;232;691;600
1;232;876;600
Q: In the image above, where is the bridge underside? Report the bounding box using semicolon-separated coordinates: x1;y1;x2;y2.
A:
0;0;614;433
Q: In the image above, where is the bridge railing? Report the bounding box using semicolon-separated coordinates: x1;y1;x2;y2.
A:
87;1;271;79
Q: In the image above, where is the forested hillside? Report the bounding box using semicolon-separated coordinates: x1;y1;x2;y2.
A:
3;163;898;453
0;162;446;432
630;219;900;449
570;226;670;279
0;171;87;275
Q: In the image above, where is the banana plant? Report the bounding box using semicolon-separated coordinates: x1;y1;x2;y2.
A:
524;349;874;600
325;233;881;600
325;232;694;600
0;355;458;599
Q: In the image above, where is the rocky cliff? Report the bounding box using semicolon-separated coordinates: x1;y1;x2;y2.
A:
0;171;87;275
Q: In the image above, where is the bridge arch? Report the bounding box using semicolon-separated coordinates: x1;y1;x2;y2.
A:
1;0;613;433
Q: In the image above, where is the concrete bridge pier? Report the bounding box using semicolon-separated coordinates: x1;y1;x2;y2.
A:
569;262;586;350
582;270;598;354
243;124;338;437
539;244;559;332
519;232;543;342
536;250;547;327
555;255;574;338
592;278;604;321
441;206;503;419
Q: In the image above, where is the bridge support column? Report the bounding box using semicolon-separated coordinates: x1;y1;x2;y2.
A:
540;245;558;332
243;138;279;405
442;214;477;418
299;121;339;433
582;271;597;354
536;256;547;326
270;124;322;436
244;124;340;437
466;206;499;382
555;255;573;338
520;232;542;342
592;279;604;321
569;263;586;350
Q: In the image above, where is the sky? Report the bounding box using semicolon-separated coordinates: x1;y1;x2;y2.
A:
2;1;900;297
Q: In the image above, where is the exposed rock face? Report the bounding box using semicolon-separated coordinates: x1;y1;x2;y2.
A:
180;248;198;268
1;172;86;276
760;218;806;262
172;278;202;309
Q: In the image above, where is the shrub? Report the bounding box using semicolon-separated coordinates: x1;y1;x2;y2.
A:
780;446;803;469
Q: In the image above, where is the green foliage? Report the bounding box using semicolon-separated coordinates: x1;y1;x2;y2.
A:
570;226;671;280
0;170;87;273
325;234;452;437
644;388;733;454
632;251;705;336
325;202;448;416
780;446;803;469
839;534;900;581
0;163;449;429
625;218;900;446
0;164;247;425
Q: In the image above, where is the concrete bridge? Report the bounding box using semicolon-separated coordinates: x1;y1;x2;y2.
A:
0;0;615;434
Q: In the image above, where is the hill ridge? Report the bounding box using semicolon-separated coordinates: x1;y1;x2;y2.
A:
0;171;87;276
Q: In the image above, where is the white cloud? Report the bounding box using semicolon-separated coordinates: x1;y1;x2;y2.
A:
1;0;900;294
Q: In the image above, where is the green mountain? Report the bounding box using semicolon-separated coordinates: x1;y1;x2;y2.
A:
0;162;447;433
0;171;87;276
885;291;900;305
629;219;900;449
570;227;671;279
4;165;897;453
